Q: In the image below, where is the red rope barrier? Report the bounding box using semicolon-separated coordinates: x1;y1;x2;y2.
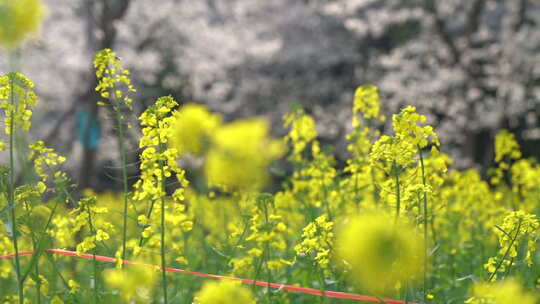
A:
0;249;417;304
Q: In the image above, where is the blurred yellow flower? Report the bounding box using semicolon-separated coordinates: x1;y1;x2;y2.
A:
335;212;423;294
68;279;80;294
465;278;537;304
170;103;221;156
194;280;256;304
205;118;284;191
0;0;44;50
103;266;157;302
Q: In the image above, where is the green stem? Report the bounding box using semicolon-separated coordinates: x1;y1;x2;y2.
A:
29;230;41;304
487;219;522;282
354;172;359;211
86;205;99;304
45;254;80;303
160;194;168;303
222;217;250;273
251;256;264;293
265;242;272;303
393;161;401;220
158;141;168;304
317;161;332;220
34;238;41;304
317;267;328;304
115;105;130;263
417;146;428;303
137;198;156;248
8;72;23;304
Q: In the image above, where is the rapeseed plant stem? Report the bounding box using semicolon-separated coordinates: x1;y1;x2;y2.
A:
93;49;135;263
487;219;522;282
138;199;156;248
161;192;168;303
317;267;328;304
85;204;99;304
251;256;264;293
261;199;272;303
158;140;168;304
35;262;41;304
46;253;81;303
417;145;428;303
8;71;23;304
115;109;129;262
393;161;401;221
222;217;250;273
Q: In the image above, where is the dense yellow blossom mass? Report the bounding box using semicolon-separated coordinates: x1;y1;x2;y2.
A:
0;0;44;50
0;48;539;303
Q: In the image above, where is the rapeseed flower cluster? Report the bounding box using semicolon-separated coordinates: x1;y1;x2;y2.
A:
71;196;113;255
295;214;334;270
370;106;439;173
0;73;38;134
484;211;538;281
94;48;135;109
28;141;66;184
283;108;318;162
227;194;293;279
491;130;522;185
133;96;187;202
352;84;385;125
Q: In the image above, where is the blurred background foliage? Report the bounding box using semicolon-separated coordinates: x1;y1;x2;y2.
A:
1;0;539;191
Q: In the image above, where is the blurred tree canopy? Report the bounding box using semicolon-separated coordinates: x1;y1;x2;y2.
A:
1;0;539;188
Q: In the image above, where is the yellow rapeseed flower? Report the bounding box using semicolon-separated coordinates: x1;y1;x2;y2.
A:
393;106;439;148
335;212;423;294
352;85;385;126
283;108;318;162
295;214;334;270
193;280;256;304
94;48;136;108
494;130;521;163
0;73;38;134
0;0;44;50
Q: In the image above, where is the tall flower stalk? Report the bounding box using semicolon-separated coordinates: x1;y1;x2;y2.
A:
8;71;22;304
1;68;39;303
418;146;428;302
370;105;440;299
93;49;135;262
132;96;190;303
